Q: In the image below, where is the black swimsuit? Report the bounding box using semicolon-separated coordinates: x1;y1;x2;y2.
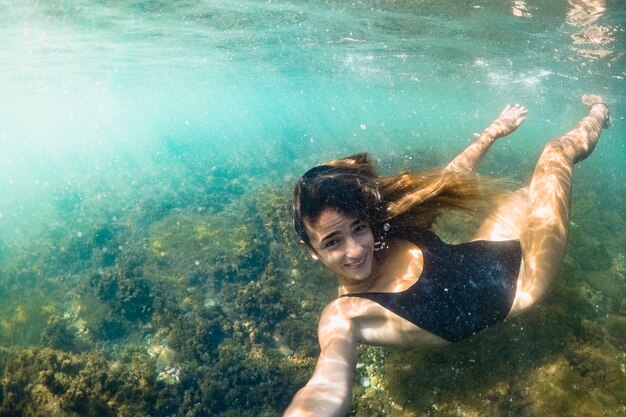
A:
340;225;521;342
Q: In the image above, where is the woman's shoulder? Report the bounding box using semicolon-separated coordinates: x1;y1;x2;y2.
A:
320;297;363;320
320;295;393;324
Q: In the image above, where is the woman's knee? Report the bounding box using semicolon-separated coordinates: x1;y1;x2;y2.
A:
540;139;576;162
542;133;596;164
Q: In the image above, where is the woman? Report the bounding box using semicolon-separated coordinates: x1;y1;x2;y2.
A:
284;95;611;417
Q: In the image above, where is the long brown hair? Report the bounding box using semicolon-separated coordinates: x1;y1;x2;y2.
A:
293;153;507;246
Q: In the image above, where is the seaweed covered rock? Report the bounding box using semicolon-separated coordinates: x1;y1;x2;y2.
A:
201;165;249;211
57;222;130;272
91;270;154;323
521;343;626;417
0;289;65;348
54;190;84;215
144;207;269;289
196;341;300;417
0;347;184;417
567;224;613;272
235;264;290;343
95;313;129;341
85;269;155;341
39;316;84;353
274;315;319;359
168;305;228;364
0;348;95;416
0;348;81;416
253;187;307;270
605;314;626;350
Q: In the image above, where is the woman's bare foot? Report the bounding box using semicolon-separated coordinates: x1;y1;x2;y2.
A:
582;94;612;128
484;104;528;139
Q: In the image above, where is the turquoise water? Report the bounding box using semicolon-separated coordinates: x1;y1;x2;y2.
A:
0;1;624;416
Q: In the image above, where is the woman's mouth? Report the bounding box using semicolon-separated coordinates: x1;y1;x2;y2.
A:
346;253;368;269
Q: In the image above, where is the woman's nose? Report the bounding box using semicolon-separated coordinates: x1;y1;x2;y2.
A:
345;237;364;259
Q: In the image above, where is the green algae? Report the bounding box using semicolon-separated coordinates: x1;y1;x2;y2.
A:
144;207;269;290
147;212;257;269
0;290;64;348
568;226;613;272
605;315;626;350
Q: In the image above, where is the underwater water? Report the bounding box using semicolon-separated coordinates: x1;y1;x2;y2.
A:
0;0;624;416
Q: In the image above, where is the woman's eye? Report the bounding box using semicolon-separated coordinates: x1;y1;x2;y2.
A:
354;223;369;233
323;239;339;249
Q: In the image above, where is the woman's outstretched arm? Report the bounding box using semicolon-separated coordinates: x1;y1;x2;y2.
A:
283;302;358;417
445;104;527;174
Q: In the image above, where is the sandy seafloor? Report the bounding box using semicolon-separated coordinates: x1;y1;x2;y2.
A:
0;1;624;416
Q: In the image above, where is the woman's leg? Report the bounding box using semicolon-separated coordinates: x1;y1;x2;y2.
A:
508;94;610;314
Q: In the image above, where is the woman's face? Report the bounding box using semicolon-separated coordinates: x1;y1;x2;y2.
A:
305;208;375;283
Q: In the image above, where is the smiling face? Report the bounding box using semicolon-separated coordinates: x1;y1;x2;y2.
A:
305;208;375;286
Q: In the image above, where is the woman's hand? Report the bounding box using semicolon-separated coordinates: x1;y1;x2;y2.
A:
483;104;528;140
446;104;528;173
